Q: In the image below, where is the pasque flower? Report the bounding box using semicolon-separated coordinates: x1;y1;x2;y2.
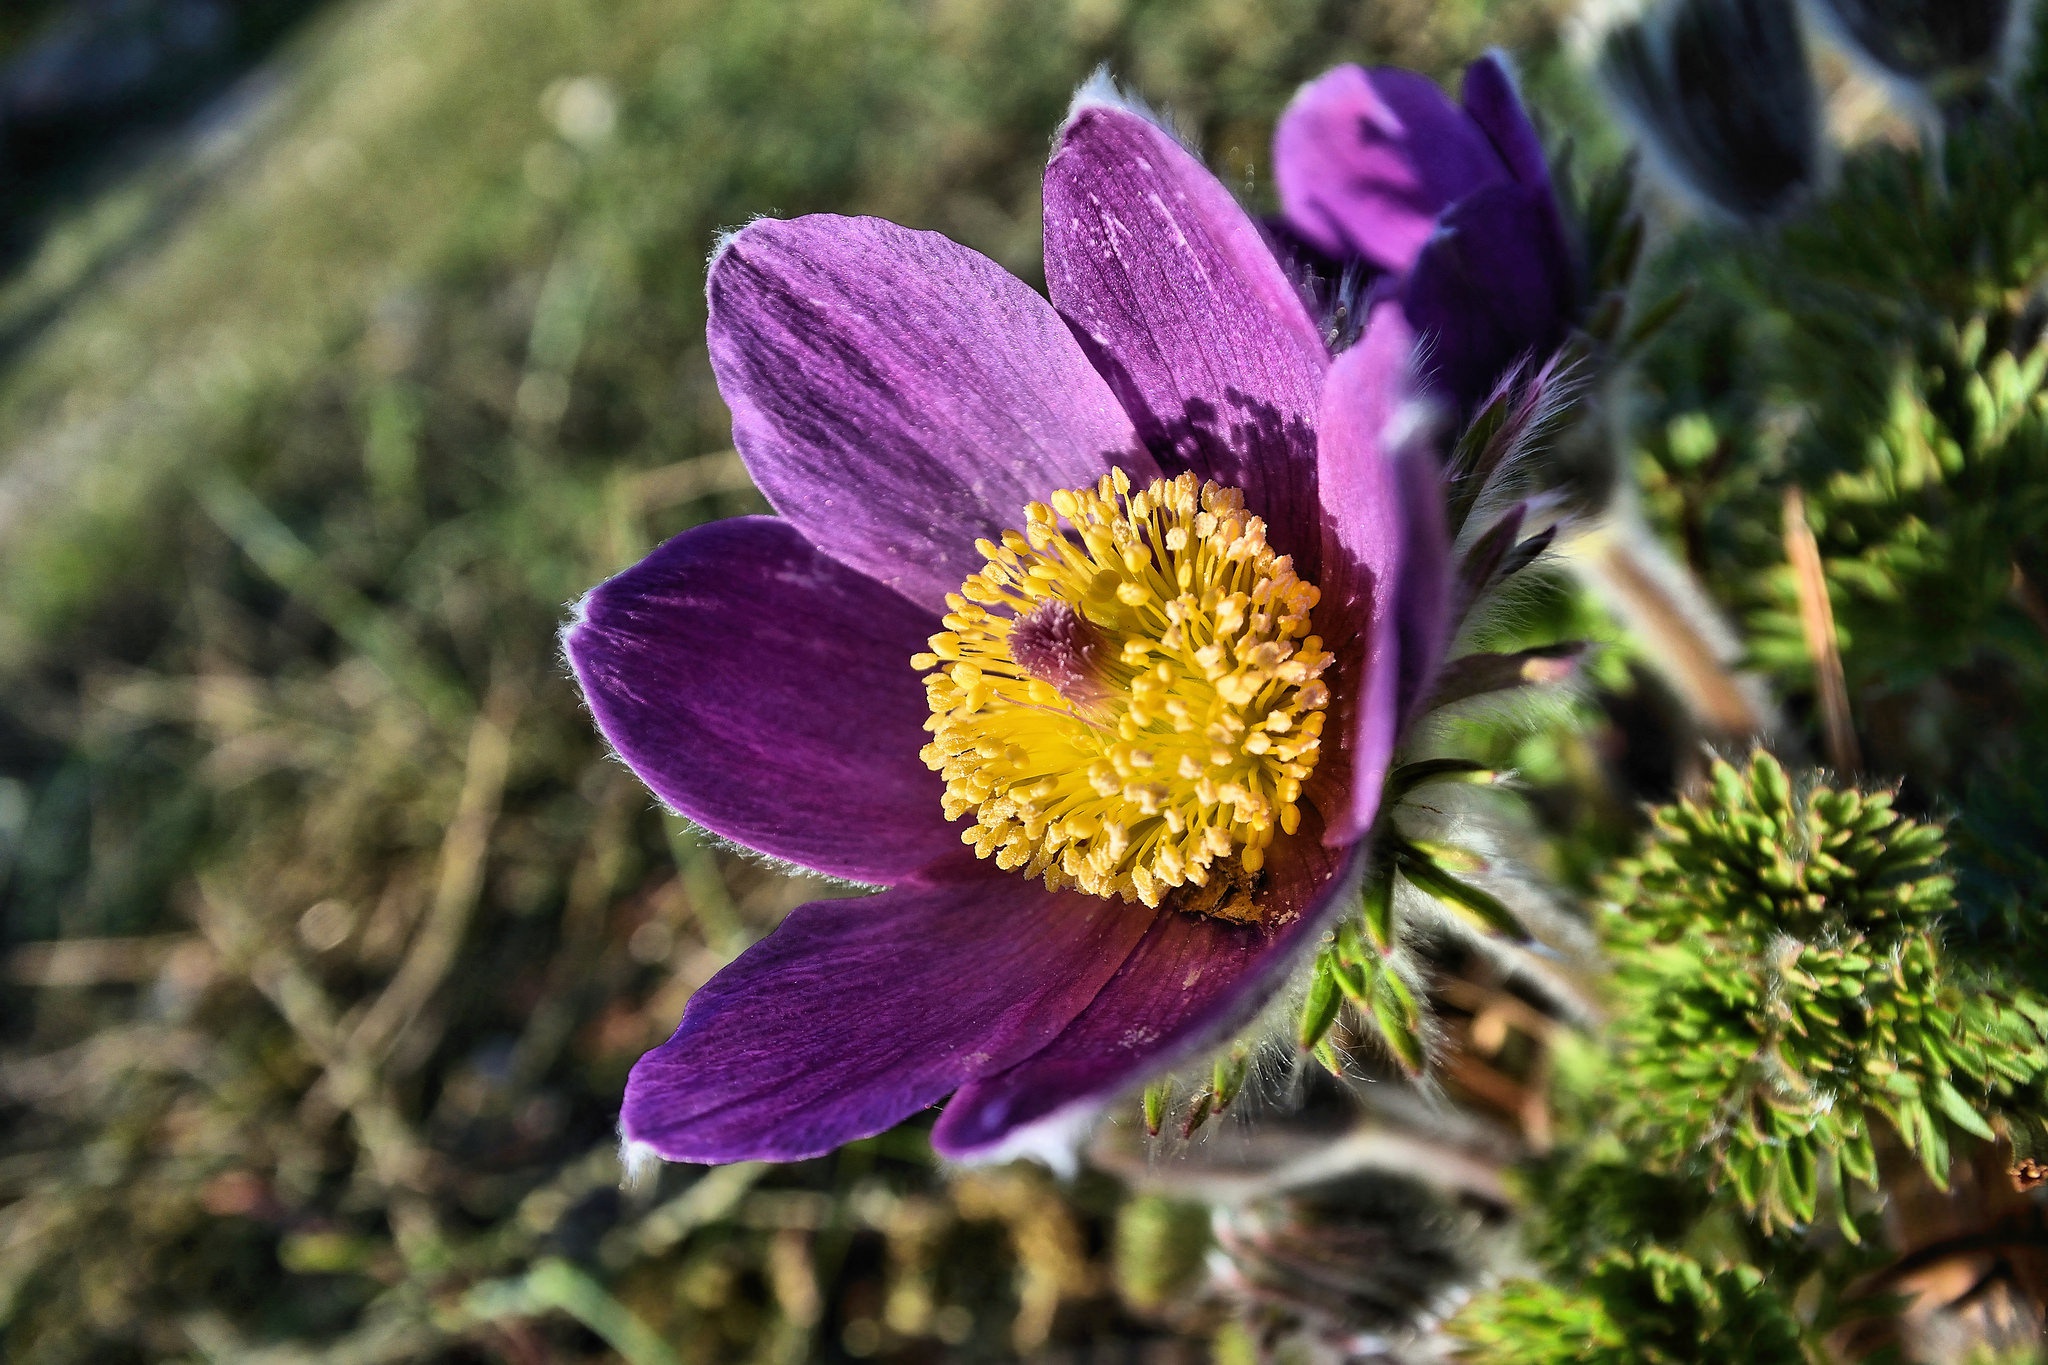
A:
1272;54;1578;412
1600;0;1823;222
565;91;1455;1166
1804;0;2025;94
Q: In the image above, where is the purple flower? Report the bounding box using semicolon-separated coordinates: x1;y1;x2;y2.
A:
1273;54;1577;411
563;94;1452;1167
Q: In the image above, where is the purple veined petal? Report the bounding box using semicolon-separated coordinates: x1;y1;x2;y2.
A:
624;856;1160;1164
1399;182;1576;416
1044;100;1330;573
1311;304;1415;846
930;812;1362;1162
1460;52;1552;192
565;516;961;885
708;214;1152;614
1273;65;1509;276
1392;416;1454;725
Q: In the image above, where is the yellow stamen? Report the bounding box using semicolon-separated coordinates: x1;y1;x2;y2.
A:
916;471;1329;918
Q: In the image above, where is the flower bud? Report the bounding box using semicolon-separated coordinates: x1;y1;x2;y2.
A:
1804;0;2027;94
1601;0;1826;220
1212;1168;1510;1355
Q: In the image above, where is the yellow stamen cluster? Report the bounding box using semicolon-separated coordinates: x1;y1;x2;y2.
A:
913;470;1330;917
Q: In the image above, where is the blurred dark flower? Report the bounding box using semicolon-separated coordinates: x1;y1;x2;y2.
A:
564;88;1458;1167
1602;0;1825;221
0;0;235;175
1804;0;2027;92
1274;55;1579;413
1216;1168;1504;1358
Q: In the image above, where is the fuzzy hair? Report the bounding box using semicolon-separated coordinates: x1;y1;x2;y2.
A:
1058;65;1199;157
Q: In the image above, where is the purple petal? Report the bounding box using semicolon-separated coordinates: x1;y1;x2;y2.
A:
1400;182;1576;415
1311;305;1414;846
1392;419;1454;723
1273;65;1508;276
708;215;1149;613
624;858;1159;1164
566;516;958;885
1044;102;1330;570
931;813;1360;1160
1460;53;1551;191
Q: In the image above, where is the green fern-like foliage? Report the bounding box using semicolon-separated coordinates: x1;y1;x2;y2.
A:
1741;27;2048;472
1954;735;2048;983
1750;323;2048;696
1602;753;2048;1233
1450;1247;1809;1365
1514;1137;1714;1281
1622;34;2048;794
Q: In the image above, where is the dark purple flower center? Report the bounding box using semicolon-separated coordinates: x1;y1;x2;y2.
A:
1008;600;1115;712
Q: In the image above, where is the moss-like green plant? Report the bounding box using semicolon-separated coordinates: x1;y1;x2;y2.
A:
1751;323;2048;696
1603;752;2048;1233
1451;1247;1809;1365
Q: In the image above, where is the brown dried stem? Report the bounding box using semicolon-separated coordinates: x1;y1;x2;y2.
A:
1783;486;1861;775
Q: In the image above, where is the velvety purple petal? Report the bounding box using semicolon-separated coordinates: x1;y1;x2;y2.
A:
1400;182;1576;414
625;858;1159;1164
1273;65;1508;275
1460;53;1551;191
708;215;1150;613
931;814;1360;1160
1392;421;1454;724
1045;103;1330;570
566;516;957;885
1311;305;1414;846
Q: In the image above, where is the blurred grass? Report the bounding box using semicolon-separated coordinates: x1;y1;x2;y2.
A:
0;0;1560;1359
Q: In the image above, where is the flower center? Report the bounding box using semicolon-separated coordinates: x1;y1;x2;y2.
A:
913;470;1330;919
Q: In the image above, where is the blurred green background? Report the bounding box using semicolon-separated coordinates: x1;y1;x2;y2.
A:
0;0;1566;1359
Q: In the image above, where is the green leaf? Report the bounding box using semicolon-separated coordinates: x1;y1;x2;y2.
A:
1360;872;1396;953
1369;987;1428;1077
1142;1080;1170;1137
1930;1078;1996;1141
1297;952;1341;1052
1400;851;1529;942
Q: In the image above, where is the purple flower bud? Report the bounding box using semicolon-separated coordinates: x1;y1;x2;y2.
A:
1273;54;1581;415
